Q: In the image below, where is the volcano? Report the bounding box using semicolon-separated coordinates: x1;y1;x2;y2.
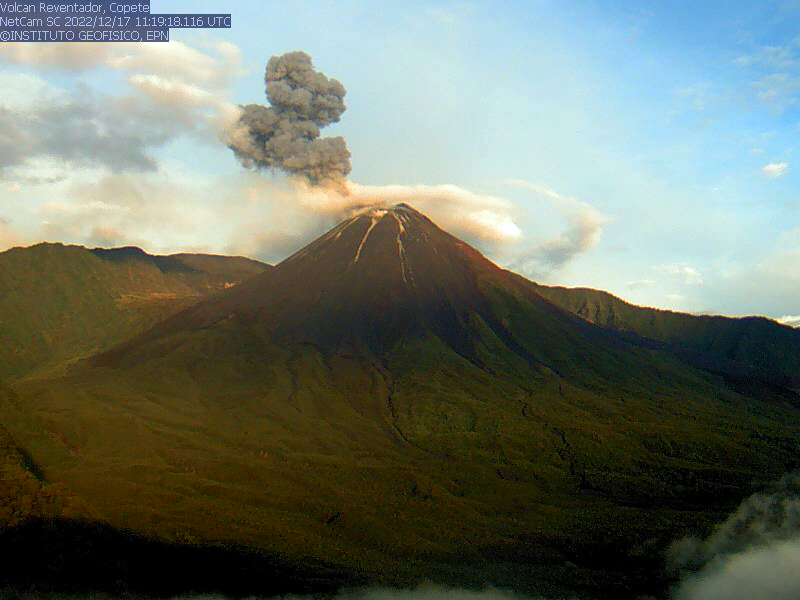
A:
102;203;535;358
100;203;666;382
4;204;800;599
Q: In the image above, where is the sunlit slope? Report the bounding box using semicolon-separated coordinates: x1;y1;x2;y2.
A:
0;243;269;379
531;284;800;387
4;206;800;597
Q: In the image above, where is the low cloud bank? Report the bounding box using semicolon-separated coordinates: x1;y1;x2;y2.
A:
0;583;562;600
668;473;800;600
9;474;800;600
777;315;800;328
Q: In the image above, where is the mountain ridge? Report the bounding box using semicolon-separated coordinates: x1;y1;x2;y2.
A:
0;242;270;379
3;204;800;598
530;282;800;389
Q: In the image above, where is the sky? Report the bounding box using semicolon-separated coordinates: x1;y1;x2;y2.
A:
0;0;799;321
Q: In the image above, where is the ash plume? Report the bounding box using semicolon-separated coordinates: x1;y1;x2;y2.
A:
226;51;351;189
222;51;531;256
506;180;609;278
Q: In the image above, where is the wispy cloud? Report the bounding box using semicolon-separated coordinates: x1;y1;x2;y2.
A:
625;279;656;290
0;41;243;89
734;38;800;113
762;161;789;178
506;180;610;278
655;264;704;285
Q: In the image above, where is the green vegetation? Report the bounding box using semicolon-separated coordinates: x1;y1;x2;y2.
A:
0;243;267;379
0;384;93;527
7;300;796;597
531;283;800;387
1;210;800;598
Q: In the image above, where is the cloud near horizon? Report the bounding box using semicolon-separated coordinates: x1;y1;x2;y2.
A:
9;172;526;266
0;216;19;251
777;315;800;327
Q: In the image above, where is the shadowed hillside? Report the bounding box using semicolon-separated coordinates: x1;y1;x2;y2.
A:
530;284;800;389
0;518;359;597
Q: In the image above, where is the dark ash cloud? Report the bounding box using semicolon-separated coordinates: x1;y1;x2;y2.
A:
226;51;351;188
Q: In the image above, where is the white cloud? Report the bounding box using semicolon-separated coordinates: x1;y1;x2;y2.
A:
670;473;800;600
676;539;800;600
655;264;704;285
347;182;522;244
762;161;789;178
106;40;243;90
0;41;242;177
625;279;656;290
777;315;800;327
0;41;242;90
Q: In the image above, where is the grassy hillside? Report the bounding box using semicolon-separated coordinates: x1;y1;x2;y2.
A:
531;283;800;388
6;276;800;598
0;381;93;527
3;208;800;598
0;243;268;379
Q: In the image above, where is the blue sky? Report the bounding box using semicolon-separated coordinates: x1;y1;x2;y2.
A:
1;1;799;319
